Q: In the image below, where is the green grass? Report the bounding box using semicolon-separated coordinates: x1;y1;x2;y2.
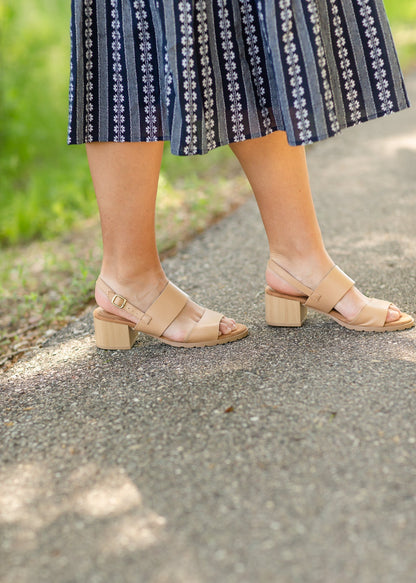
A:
0;1;96;245
384;0;416;70
384;0;416;22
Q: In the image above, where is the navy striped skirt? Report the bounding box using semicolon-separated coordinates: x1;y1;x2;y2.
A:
68;0;409;155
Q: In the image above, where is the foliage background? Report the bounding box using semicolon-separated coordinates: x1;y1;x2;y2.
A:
0;0;415;247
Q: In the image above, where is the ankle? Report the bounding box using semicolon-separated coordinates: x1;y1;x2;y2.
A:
101;255;164;281
102;269;166;286
267;249;336;296
269;250;333;278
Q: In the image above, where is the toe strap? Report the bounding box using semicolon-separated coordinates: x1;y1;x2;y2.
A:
348;298;391;328
135;282;189;337
305;265;355;313
185;309;223;343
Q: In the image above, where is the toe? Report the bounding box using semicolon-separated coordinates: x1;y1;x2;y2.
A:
219;316;237;336
385;304;402;323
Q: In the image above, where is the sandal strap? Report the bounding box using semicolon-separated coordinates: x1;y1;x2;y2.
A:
268;260;355;313
141;281;189;337
96;278;188;337
97;277;148;321
305;266;355;313
348;298;391;327
268;260;313;297
185;308;223;343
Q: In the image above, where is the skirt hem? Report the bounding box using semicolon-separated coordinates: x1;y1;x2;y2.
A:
67;102;411;157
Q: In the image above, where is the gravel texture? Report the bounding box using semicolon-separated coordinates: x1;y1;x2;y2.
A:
1;74;416;583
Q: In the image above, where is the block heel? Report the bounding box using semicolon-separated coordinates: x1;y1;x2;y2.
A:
93;307;139;350
265;287;308;327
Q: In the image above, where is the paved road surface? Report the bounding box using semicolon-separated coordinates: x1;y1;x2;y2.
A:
1;74;416;583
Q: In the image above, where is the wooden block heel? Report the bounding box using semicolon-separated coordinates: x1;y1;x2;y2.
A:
265;289;308;327
93;308;139;350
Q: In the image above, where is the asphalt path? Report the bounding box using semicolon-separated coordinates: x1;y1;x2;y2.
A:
1;73;416;583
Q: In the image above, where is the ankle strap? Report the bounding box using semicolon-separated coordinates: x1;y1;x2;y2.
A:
96;277;150;323
96;277;189;337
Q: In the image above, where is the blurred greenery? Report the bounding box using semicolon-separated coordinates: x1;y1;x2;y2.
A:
0;0;415;247
0;1;95;245
0;0;239;247
384;0;416;69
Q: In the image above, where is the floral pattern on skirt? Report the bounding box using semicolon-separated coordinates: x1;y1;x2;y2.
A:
68;0;409;155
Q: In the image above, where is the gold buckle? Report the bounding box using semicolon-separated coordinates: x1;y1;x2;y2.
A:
111;294;127;309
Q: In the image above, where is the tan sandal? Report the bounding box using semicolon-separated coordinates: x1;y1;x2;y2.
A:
265;259;414;332
93;277;248;349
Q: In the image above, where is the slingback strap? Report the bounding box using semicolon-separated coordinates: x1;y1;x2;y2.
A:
96;278;188;338
185;308;223;343
268;260;355;313
268;260;313;297
96;277;149;322
348;298;391;327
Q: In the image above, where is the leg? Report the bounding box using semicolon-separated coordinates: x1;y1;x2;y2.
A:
230;132;401;323
86;141;237;341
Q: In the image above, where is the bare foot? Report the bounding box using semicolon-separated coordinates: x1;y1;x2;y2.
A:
95;272;237;341
266;257;402;324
